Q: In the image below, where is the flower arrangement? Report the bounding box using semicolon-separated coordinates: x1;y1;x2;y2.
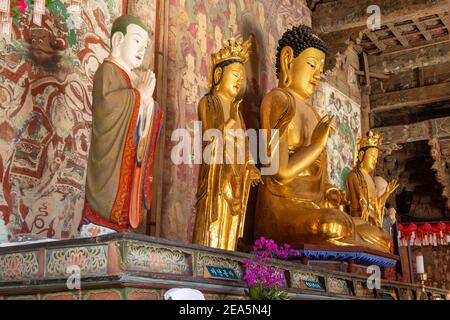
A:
242;237;300;300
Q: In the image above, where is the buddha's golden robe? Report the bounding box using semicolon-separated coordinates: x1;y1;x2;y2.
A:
254;88;355;247
255;88;391;253
193;94;253;250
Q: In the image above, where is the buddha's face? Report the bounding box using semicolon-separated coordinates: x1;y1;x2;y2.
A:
361;147;379;173
215;62;244;101
284;47;325;99
112;24;148;70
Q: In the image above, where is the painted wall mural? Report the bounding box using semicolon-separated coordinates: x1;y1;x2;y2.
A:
313;82;362;189
0;0;361;242
0;0;125;239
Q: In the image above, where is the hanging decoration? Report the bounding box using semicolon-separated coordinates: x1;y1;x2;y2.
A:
398;222;450;247
33;0;45;26
0;0;11;42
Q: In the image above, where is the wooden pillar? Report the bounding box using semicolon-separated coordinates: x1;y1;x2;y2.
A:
361;86;371;135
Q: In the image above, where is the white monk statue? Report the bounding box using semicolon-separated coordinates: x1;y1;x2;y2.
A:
80;15;163;236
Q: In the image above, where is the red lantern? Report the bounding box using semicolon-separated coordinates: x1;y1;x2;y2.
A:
447;223;450;244
437;222;446;245
421;223;432;246
407;224;417;246
398;224;405;246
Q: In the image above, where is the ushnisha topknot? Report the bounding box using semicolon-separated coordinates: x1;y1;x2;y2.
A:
275;25;328;78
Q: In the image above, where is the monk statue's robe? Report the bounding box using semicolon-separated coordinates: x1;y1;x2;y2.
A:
82;60;163;231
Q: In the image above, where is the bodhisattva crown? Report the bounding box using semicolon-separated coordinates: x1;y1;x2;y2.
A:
211;38;251;70
358;131;383;150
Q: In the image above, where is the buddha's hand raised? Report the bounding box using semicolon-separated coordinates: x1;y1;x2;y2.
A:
230;99;243;122
311;115;335;148
137;70;156;103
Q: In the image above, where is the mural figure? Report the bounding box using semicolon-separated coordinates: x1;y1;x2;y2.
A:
28;27;66;72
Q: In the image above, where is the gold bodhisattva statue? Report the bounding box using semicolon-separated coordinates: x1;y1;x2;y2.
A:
346;131;399;252
192;39;261;250
254;25;355;247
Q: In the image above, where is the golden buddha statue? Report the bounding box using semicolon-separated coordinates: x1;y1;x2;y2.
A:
192;39;261;251
254;25;355;248
345;131;399;252
254;26;393;253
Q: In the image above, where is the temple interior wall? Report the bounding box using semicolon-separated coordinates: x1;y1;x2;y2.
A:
0;0;127;238
0;0;362;243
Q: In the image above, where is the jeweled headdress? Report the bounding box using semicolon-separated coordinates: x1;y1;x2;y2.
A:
354;131;383;166
208;38;251;90
358;131;383;149
211;38;251;71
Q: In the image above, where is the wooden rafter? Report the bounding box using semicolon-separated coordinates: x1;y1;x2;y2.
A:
364;30;386;51
313;0;448;34
378;36;449;56
374;116;450;145
363;52;370;87
386;23;409;47
371;81;450;112
439;13;448;30
354;70;390;80
412;19;433;41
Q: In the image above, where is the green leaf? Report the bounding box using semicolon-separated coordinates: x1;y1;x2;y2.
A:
248;285;262;300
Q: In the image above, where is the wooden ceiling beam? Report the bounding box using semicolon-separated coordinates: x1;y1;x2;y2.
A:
378;36;449;56
371;82;450;113
413;18;433;41
439;13;448;30
373;116;450;145
313;0;448;34
364;30;387;51
368;41;450;74
386;23;409;47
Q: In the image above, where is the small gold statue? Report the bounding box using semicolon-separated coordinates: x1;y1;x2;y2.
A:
346;131;399;251
254;25;355;247
192;39;261;251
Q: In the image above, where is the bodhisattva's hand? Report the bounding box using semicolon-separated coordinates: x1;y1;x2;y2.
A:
379;180;399;204
386;180;399;195
137;70;156;103
248;164;262;187
230;99;243;122
311;115;335;148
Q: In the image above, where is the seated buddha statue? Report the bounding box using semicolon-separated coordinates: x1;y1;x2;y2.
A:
254;25;393;253
254;25;355;247
346;131;399;252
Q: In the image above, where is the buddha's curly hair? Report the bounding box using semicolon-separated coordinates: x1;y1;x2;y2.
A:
275;25;328;78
